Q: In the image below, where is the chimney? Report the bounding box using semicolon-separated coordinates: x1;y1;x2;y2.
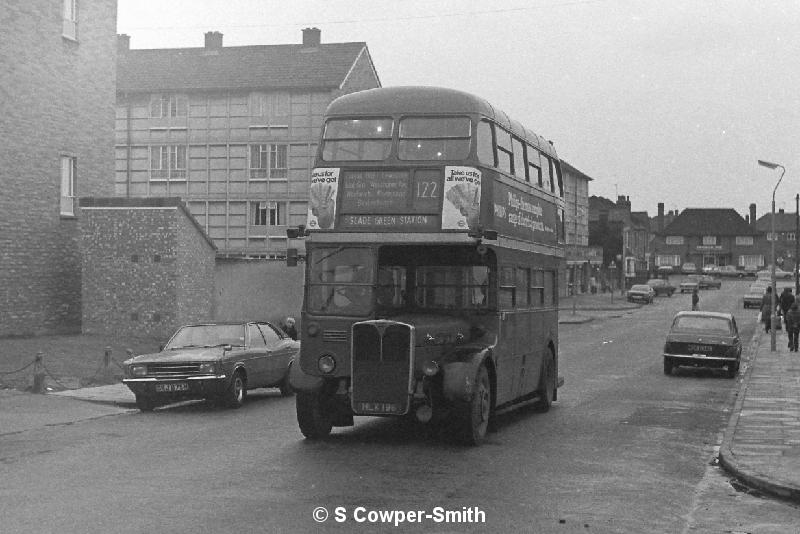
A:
204;31;223;50
746;214;750;224
117;34;130;53
779;208;785;215
302;27;321;47
750;203;756;229
657;202;664;233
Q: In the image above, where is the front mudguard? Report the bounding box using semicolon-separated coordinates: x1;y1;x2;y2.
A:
441;349;490;403
288;359;324;392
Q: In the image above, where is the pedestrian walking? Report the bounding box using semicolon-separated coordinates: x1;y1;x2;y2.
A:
761;286;774;333
691;288;699;310
779;287;795;329
785;302;800;351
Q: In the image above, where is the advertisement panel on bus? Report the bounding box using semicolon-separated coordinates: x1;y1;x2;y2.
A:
306;165;559;246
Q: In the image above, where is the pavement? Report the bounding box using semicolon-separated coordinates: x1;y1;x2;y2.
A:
1;297;799;504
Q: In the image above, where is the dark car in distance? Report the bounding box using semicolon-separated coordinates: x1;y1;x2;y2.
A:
698;275;721;289
646;278;675;297
627;284;655;304
663;311;741;378
717;266;746;278
123;322;299;411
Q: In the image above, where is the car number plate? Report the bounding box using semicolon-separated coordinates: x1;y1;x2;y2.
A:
155;382;189;393
687;344;713;353
356;402;400;414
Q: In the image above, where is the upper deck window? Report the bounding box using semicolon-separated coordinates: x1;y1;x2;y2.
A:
322;118;393;161
398;117;471;160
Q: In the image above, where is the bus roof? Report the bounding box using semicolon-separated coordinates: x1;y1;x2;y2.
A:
326;86;558;159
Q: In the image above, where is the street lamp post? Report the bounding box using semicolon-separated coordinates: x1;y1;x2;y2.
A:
758;159;787;352
794;193;799;295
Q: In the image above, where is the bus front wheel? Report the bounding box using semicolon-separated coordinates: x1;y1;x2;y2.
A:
456;363;491;445
296;390;333;439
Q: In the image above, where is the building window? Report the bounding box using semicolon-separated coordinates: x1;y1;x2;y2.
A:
60;156;76;216
735;236;754;246
150;95;187;118
150;145;187;180
249;144;287;180
702;236;716;246
253;202;267;226
739;255;764;268
656;254;681;266
665;236;684;245
249;92;290;120
269;202;286;225
788;233;796;242
62;0;77;40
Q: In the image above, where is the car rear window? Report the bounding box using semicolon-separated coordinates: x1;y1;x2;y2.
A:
672;316;731;334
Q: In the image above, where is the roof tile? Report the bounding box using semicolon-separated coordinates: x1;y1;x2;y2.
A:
117;42;369;92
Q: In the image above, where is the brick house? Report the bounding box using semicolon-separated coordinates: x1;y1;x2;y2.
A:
80;197;216;339
0;0;117;336
114;28;381;258
650;207;762;272
589;195;650;288
561;161;600;293
755;206;800;273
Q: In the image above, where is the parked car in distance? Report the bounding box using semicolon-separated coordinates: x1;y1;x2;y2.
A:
698;275;722;289
744;265;760;276
756;267;794;280
681;262;698;274
717;265;745;278
743;282;768;308
680;275;701;293
657;265;674;275
122;322;299;411
627;284;655;304
663;311;741;378
646;278;675;297
702;265;720;274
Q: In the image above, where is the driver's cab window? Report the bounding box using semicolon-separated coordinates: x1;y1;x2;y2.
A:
247;324;266;347
377;266;407;308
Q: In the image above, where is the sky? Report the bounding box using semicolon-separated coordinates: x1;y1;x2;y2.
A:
117;0;800;219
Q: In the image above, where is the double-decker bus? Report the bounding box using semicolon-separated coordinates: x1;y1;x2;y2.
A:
288;86;565;444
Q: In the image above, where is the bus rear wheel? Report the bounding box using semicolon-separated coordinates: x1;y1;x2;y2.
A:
296;390;333;439
456;363;491;445
532;352;555;412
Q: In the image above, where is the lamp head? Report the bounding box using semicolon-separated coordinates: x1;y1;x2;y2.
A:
758;159;781;170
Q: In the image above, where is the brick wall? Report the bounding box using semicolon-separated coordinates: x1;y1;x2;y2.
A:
0;0;117;337
80;198;215;340
176;209;216;326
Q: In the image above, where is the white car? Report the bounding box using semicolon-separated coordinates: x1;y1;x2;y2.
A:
756;268;794;280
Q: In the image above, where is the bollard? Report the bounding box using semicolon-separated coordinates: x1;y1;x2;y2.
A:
104;346;112;369
32;352;46;394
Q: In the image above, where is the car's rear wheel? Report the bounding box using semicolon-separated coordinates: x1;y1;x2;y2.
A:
222;370;246;408
726;362;739;379
135;394;155;412
663;357;674;375
297;390;333;439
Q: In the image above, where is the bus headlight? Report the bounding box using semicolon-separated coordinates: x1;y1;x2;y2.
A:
318;355;336;374
422;360;440;376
